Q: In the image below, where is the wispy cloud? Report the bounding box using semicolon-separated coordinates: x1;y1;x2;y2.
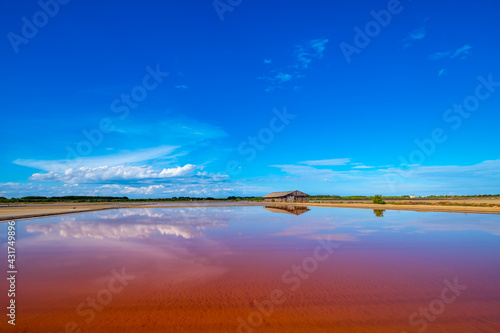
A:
14;146;179;173
299;158;351;166
408;27;427;40
352;165;374;169
274;72;293;82
402;21;428;48
260;72;295;92
438;68;447;76
381;159;500;178
174;84;189;89
450;44;473;59
271;159;500;195
260;38;328;92
429;51;452;60
155;118;228;141
13;115;230;190
270;164;348;183
294;38;329;69
429;44;472;60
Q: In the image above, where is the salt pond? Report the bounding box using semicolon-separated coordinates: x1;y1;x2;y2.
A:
2;206;500;332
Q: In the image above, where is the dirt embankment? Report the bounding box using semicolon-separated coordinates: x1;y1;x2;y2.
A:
305;197;500;214
0;203;128;221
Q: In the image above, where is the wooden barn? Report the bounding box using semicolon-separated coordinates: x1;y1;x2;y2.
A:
262;190;309;203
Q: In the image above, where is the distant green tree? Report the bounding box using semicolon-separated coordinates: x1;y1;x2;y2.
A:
372;195;386;204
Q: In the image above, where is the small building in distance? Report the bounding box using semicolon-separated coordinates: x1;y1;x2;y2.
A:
263;190;309;203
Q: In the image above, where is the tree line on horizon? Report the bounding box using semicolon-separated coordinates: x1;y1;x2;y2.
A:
309;194;500;200
0;195;259;203
0;194;498;204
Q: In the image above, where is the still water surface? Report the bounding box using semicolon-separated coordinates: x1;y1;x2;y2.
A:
2;206;500;332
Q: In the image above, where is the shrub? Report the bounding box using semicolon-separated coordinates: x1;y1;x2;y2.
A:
372;195;386;204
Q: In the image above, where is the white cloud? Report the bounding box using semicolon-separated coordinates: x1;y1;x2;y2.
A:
0;177;243;198
100;184;167;195
438;68;446;76
264;59;272;64
174;85;189;89
29;164;199;184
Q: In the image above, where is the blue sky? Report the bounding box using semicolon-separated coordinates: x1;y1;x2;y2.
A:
1;0;499;198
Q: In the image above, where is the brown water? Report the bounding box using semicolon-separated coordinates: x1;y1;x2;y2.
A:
2;207;500;332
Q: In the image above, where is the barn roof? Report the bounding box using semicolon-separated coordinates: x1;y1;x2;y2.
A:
263;190;309;198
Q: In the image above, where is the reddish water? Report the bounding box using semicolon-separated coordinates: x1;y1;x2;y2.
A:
2;207;500;332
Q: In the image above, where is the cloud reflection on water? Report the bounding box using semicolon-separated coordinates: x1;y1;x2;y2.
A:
25;208;229;240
